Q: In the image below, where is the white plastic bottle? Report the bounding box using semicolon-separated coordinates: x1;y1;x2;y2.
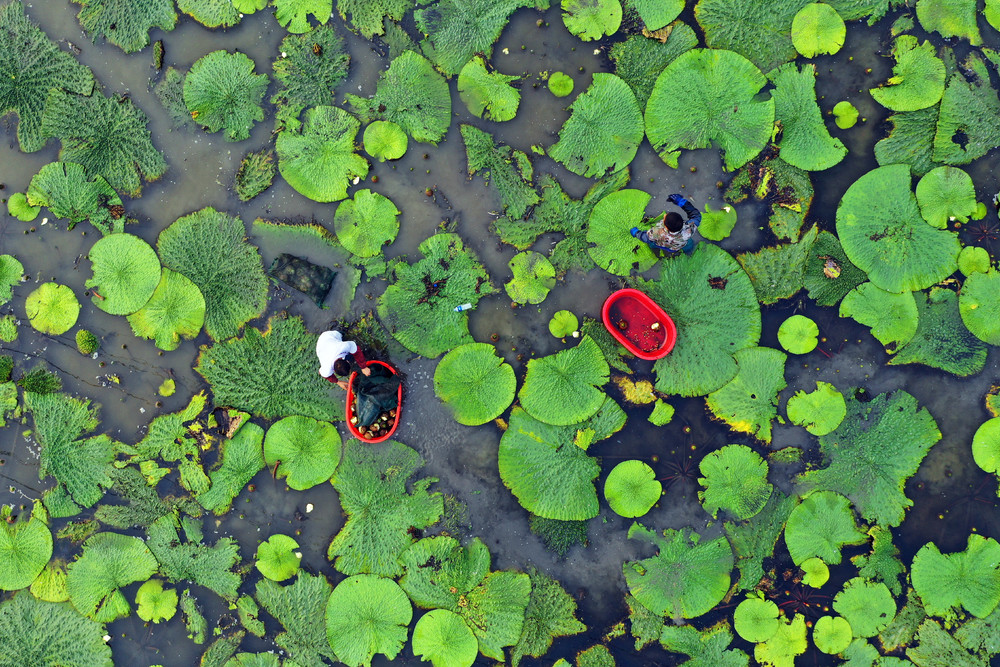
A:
454;303;474;312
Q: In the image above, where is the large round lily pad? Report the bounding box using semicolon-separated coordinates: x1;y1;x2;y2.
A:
67;532;158;622
836;164;959;293
276;105;369;203
624;524;734;620
642;245;761;397
255;534;301;582
786;381;846;436
183;50;268;142
412;609;478;667
734;596;779;643
434;343;516;426
586;189;658;276
646;49;774;170
0;506;52;591
915;166;976;228
457;56;520;123
777;315;818;354
86;233;161;315
333;189;400;257
264;415;342;490
519;335;609;426
561;0;621;40
784;491;867;565
911;534;1000;619
697;444;772;520
813;615;852;654
126;268;206;352
791;3;845;58
604;460;661;518
325;574;412;666
959;269;1000;345
832;577;896;637
25;283;80;335
505;251;556;305
134;579;177;623
363;121;407;162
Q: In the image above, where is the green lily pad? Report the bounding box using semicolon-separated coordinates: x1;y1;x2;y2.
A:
135;579;177;623
659;622;749;666
727;154;814;240
414;0;535;76
26;162;123;233
398;536;491;613
548;72;574;97
646;48;774;170
724;490;797;592
126;268;206;352
346;50;450;144
550;73;644;179
256;534;301;582
839;282;918;351
836;164;959;293
791;3;845;57
26;283;80;336
699;202;738;241
754;613;808;667
176;0;242;27
609;25;698;110
234;150;275;202
71;0;176;53
8;192;39;221
972;417;1000;473
561;0;621;40
890;288;987;377
328;440;443;577
325;574;411;666
511;568;586;666
957;246;990;276
624;524;734;621
41;89;167;197
640;244;761;397
777;315;818;354
959;269;1000;345
0;593;112;666
0;504;52;591
833;100;859;129
585;189;658;276
834;578;896;637
196;423;265;515
851;525;905;597
785;491;867;565
769;63;846;171
785;381;846;436
916;0;980;45
499;403;624;521
649;400;674;426
911;534;1000;620
158;207;268;341
273;0;331;33
377;233;496;358
519;335;609;426
915;166;977;228
875;108;941;176
276;105;369;203
736;225;818;305
0;316;16;343
29;559;69;602
814;615;852;654
797;390;941;527
627;0;682;30
801;557;830;588
67;532;159;622
412;609;478;667
458;56;520;122
86;234;160;316
705;347;787;444
934;54;1000;165
461;124;539;219
256;572;337;665
549;311;579;338
264;415;342;490
434;343;516;426
184;50;267;142
0;254;24;306
0;1;96;153
333;189;400;257
604;460;661;518
698;444;772;520
270;24;350;128
506;252;556;305
363;121;407;162
734;596;779;643
869;36;946;112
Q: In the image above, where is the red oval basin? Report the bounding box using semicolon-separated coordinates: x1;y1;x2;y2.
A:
601;288;677;361
346;360;403;443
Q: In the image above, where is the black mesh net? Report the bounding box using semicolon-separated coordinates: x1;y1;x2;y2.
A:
268;253;337;307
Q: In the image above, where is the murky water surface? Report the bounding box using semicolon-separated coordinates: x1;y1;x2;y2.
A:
3;2;1000;666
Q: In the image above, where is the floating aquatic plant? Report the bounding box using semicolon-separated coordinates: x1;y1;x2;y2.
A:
784;491;867;565
604;460;661;518
834;577;897;638
958;269;1000;345
176;0;242;27
957;245;990;277
519;336;609;426
135;579;177;623
852;525;905;596
754;613;808;666
705;346;787;443
737;226;819;305
333;189;400;257
549;310;579;338
256;572;337;665
276;105;369;202
0;503;52;591
434;342;516;426
915;166;977;228
184;50;268;142
890;288;987;377
777;314;818;354
698;202;737;241
785;381;846;436
25;283;80;336
273;0;332;33
934;54;1000;165
916;0;980;44
697;444;772;519
197;422;264;515
71;0;176;53
26;162;122;233
548;71;575;97
0;593;113;666
126;268;205;351
255;534;301;582
461;124;539;219
41;89;167;197
645;48;774;170
912;534;1000;620
610;26;697;111
413;609;478;667
325;574;411;667
769;63;847;171
86;233;161;316
734;596;780;643
158;207;268;341
506;251;556;305
66;532;158;622
839;282;918;351
869;36;945;112
458;56;521;122
234;150;276;202
585;189;658;276
271;24;350;128
790;2;845;57
0;255;23;307
727;155;814;240
832;100;858;129
146;513;242;600
264;415;341;490
362;120;408;162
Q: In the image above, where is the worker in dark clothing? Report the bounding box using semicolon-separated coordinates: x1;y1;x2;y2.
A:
630;193;702;254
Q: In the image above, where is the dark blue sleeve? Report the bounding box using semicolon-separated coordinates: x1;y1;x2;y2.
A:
681;201;701;227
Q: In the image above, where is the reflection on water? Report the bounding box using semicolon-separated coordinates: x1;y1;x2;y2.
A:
2;2;1000;666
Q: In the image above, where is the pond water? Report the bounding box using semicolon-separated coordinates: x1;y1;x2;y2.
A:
3;2;1000;666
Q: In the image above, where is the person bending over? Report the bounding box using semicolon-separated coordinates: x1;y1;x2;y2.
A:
316;330;370;387
630;193;701;254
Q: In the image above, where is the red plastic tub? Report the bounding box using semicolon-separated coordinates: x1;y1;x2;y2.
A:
345;360;402;443
601;288;677;360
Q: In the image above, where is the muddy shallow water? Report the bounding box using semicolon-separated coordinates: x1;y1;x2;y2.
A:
3;2;1000;666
